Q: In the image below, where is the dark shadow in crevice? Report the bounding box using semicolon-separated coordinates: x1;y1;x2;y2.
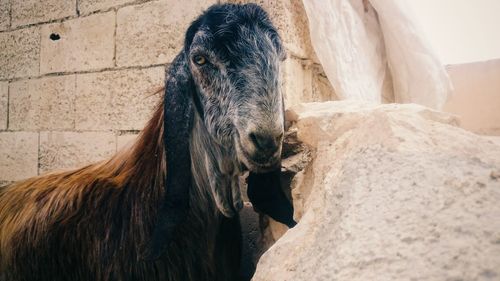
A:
239;128;312;281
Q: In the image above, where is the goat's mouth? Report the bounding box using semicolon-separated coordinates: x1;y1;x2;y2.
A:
235;141;281;173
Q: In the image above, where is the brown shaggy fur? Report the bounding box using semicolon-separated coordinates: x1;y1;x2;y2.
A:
0;99;241;281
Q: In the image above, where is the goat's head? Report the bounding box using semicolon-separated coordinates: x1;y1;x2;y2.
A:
185;3;286;172
144;3;294;261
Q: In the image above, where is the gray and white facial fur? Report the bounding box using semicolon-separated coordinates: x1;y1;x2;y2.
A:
185;4;286;217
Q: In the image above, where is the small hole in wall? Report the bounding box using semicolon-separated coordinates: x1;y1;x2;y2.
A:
49;33;61;41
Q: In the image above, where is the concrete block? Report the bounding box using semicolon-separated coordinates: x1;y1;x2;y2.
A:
0;180;13;188
0;132;39;181
40;12;115;74
39;131;116;173
0;82;7;130
0;27;40;79
11;0;76;28
75;67;163;130
116;0;215;67
0;0;9;31
444;59;500;135
117;133;139;151
254;101;500;280
79;0;140;14
282;57;312;109
311;63;337;102
9;75;76;131
226;0;314;59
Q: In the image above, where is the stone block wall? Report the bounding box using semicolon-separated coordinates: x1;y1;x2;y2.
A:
0;0;336;184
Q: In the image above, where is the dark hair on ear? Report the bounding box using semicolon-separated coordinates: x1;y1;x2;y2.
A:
142;52;195;261
184;17;202;54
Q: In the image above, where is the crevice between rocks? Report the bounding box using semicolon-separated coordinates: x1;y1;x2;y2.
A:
239;125;312;280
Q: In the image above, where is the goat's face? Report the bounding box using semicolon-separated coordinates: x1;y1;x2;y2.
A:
185;4;285;173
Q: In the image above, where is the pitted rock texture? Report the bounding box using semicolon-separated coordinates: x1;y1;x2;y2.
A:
11;0;75;27
40;12;115;74
0;27;40;79
0;0;9;31
116;0;215;67
75;67;163;130
9;75;76;131
0;82;7;130
0;132;39;181
39;131;116;173
79;0;140;15
252;101;500;281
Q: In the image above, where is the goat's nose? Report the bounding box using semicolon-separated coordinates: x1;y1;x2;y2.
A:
249;131;283;155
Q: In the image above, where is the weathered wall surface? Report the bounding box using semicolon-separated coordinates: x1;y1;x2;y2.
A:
444;59;500;136
253;101;500;280
0;0;336;185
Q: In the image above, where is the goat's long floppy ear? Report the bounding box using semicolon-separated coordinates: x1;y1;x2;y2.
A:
142;52;195;261
247;170;297;228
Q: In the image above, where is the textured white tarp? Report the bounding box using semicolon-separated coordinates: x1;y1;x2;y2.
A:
302;0;453;109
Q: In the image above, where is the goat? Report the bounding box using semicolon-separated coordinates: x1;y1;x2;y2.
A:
0;3;296;281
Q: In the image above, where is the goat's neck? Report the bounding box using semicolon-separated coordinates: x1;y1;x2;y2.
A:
189;113;243;217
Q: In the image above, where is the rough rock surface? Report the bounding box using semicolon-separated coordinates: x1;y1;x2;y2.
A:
0;132;39;181
75;67;163;130
40;12;115;74
0;0;9;31
0;27;40;79
0;82;7;130
11;0;75;27
252;101;500;281
39;131;116;173
9;75;76;131
116;0;215;67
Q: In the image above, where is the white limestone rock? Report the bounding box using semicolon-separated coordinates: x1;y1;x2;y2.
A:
253;101;500;281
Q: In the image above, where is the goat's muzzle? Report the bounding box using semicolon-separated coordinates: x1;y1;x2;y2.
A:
236;129;283;173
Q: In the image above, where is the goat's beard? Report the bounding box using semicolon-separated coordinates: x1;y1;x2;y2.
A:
208;165;244;218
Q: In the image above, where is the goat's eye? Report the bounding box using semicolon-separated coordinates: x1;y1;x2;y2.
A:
193;55;207;66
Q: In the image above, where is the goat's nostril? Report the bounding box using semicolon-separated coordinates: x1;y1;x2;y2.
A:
249;132;260;149
249;132;279;152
